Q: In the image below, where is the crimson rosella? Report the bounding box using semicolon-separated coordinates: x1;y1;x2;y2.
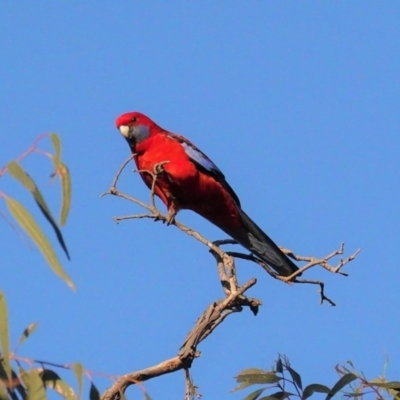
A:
116;111;298;277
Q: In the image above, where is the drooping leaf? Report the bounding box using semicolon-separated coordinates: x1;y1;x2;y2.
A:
7;367;28;400
236;369;280;384
232;381;262;392
7;161;70;259
58;163;71;227
276;358;283;374
50;134;61;165
287;366;302;390
256;391;293;400
72;363;84;399
259;398;279;400
243;388;267;400
41;369;77;400
0;291;11;380
367;381;400;390
49;135;71;226
233;369;280;392
0;379;8;400
326;373;358;400
0;358;16;400
89;383;100;400
259;397;291;400
267;391;293;399
16;322;38;349
8;161;36;191
259;397;288;400
23;369;46;400
5;196;75;290
40;369;61;382
303;384;332;399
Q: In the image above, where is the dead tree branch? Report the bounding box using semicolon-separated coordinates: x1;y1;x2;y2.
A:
101;273;259;400
100;156;361;399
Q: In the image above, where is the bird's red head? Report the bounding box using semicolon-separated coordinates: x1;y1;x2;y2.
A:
116;111;161;146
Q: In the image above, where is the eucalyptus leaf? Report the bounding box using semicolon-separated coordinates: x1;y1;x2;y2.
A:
7;161;70;259
0;291;11;380
5;196;75;290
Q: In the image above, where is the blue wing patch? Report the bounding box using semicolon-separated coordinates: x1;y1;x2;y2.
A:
180;141;223;175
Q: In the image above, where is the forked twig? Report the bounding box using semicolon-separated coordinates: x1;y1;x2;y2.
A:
100;156;361;399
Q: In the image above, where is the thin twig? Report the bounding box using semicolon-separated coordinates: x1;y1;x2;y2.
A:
100;155;362;398
102;276;258;400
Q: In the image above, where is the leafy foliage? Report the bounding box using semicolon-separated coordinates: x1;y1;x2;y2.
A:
234;355;400;400
0;135;153;400
0;134;397;400
1;133;73;288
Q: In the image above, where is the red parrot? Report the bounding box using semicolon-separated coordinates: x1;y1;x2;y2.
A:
115;111;298;277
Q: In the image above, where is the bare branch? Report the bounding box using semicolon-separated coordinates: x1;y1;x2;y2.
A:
100;156;362;397
0;133;51;176
184;368;200;400
102;275;258;400
101;356;186;400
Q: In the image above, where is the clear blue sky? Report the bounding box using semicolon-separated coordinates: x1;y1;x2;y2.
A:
1;2;400;399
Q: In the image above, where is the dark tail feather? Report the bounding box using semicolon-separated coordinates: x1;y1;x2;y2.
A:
226;209;298;276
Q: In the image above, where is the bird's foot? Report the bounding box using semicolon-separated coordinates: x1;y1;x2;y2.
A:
166;212;176;225
153;161;170;176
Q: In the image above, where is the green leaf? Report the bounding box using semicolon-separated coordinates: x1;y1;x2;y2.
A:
7;161;70;259
267;391;293;399
0;360;16;400
276;358;283;373
244;388;267;400
41;369;77;400
72;363;84;399
259;397;286;400
236;369;280;384
89;383;100;400
259;397;290;400
8;161;36;191
287;366;302;390
326;373;358;400
236;368;272;381
233;369;280;392
58;163;71;227
256;391;292;400
0;380;8;400
11;368;27;400
16;322;38;349
5;196;75;290
50;134;61;165
23;369;46;400
49;135;71;226
303;384;332;399
367;381;400;390
0;291;11;380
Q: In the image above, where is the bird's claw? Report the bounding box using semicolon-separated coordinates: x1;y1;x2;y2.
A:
153;161;170;175
152;212;175;225
166;213;176;225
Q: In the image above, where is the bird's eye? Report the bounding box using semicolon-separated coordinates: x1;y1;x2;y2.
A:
131;116;137;122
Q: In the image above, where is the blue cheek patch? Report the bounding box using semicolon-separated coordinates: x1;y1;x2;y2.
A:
133;125;150;143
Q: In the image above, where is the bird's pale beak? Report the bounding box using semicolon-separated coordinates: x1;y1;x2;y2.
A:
119;125;130;138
